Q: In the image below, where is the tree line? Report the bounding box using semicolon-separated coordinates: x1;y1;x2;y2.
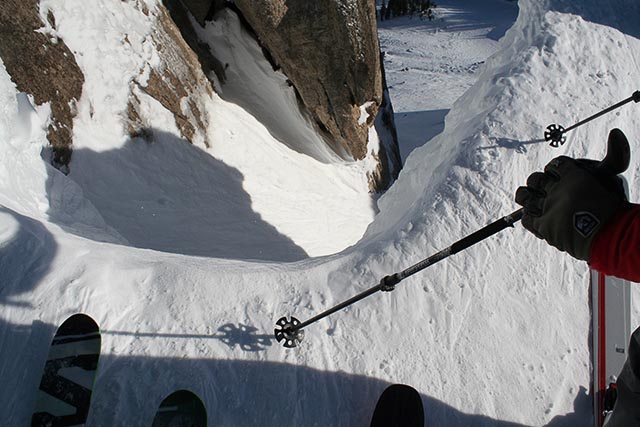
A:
379;0;437;21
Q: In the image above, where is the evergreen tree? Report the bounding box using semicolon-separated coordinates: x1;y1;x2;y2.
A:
382;0;436;20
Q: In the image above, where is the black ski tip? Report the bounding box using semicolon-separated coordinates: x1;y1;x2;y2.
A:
152;390;207;427
274;316;304;348
370;384;424;427
544;123;566;148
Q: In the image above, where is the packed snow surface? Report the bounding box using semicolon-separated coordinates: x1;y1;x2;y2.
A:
378;0;519;162
2;0;640;426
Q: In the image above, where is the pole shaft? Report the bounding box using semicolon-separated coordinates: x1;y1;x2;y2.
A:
290;208;524;332
397;208;524;281
564;95;636;133
293;285;383;331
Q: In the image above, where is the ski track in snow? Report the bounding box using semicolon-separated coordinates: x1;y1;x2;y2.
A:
1;0;640;425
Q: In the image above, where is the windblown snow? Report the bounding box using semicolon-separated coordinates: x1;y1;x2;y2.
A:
1;0;640;425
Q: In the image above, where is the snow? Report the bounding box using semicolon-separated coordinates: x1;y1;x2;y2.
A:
25;1;379;259
378;0;520;162
1;0;640;425
197;9;343;162
359;102;375;126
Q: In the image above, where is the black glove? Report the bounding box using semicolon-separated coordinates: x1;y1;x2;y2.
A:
515;129;630;261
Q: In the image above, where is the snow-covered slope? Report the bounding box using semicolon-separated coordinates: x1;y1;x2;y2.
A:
1;0;640;426
378;0;520;161
361;0;640;424
26;0;381;260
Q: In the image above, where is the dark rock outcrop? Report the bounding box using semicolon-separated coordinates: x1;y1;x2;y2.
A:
372;53;402;191
0;0;216;167
180;0;225;26
0;0;84;171
128;3;214;147
178;0;402;191
233;0;382;161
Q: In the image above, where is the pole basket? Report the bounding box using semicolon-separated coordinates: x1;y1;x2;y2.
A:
275;316;304;348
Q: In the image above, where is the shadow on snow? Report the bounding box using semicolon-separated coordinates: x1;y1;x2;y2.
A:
0;316;592;426
377;0;519;42
0;206;56;304
395;109;449;163
43;129;308;262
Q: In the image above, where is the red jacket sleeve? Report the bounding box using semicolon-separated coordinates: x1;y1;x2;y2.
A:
589;204;640;282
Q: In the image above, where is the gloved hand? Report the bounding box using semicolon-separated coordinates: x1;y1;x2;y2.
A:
515;128;630;261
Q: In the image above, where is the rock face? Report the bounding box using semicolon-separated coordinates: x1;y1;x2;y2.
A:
0;0;214;170
233;0;383;161
0;0;84;171
128;2;214;148
178;0;402;191
180;0;225;26
1;0;401;191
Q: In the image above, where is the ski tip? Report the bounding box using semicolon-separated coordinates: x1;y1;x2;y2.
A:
370;384;424;427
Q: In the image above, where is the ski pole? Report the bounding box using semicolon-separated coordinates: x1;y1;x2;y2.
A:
274;123;626;348
274;208;524;348
545;90;640;147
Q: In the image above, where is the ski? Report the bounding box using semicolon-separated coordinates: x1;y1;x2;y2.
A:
31;313;101;427
590;271;632;426
151;389;207;427
370;384;424;427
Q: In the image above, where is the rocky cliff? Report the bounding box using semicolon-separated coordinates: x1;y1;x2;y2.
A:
0;0;84;171
0;0;400;191
180;0;402;191
233;0;382;160
0;0;214;169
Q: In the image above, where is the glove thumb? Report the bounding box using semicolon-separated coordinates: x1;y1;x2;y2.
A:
598;128;630;176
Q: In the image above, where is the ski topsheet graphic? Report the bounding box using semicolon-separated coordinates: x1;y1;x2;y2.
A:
370;384;424;427
151;389;207;427
31;313;101;427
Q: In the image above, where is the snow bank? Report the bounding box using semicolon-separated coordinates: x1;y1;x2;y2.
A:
356;0;640;423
